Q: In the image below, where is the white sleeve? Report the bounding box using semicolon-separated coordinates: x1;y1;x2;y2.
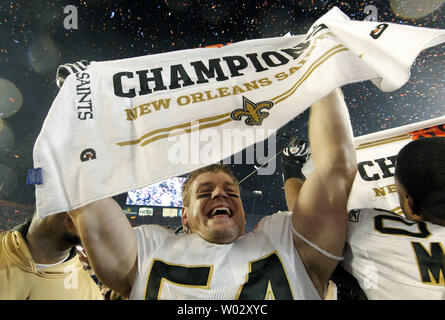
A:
259;211;344;262
133;224;173;272
255;211;294;252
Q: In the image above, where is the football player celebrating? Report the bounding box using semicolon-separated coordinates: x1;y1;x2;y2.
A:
68;87;357;299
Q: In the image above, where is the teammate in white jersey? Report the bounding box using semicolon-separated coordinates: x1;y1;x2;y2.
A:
339;137;445;299
341;207;445;299
68;87;357;300
284;136;445;299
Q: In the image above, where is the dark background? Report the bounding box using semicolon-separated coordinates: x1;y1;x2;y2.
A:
0;0;443;231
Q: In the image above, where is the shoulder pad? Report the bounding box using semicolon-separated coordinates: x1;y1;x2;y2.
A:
374;208;399;216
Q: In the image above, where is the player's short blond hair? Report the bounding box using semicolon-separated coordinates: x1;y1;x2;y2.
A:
181;164;239;207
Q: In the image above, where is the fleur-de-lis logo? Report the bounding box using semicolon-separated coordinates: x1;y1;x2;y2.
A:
230;96;274;126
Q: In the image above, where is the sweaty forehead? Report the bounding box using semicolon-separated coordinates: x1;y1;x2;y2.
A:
192;172;237;191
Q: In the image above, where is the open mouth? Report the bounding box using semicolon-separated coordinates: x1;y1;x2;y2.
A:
209;206;232;218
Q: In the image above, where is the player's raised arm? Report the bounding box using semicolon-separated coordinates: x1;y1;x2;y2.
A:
290;88;357;296
68;198;138;298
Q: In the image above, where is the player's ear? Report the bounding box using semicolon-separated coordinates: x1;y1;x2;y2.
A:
406;193;422;221
181;207;189;228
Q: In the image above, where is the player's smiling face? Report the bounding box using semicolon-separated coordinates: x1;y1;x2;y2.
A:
182;171;246;244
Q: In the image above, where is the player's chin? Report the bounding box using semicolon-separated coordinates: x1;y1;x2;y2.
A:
207;221;242;244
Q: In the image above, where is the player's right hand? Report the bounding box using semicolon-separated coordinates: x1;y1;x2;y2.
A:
282;137;311;165
56;60;90;89
281;137;311;182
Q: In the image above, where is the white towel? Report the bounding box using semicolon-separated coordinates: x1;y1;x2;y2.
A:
33;7;445;217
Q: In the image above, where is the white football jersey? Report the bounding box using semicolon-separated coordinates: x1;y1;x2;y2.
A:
342;208;445;299
129;212;320;300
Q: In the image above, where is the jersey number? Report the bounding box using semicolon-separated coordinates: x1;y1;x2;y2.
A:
145;251;293;299
374;214;445;286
